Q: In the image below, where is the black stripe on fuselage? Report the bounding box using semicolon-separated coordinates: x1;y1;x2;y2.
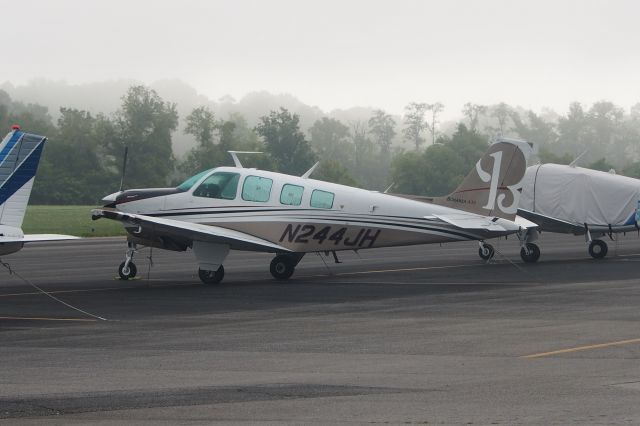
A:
142;209;482;241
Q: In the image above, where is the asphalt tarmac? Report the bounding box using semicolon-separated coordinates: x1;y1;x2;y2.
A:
1;233;640;424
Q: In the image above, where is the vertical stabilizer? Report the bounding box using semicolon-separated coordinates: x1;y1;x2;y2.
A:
432;138;532;220
0;128;47;228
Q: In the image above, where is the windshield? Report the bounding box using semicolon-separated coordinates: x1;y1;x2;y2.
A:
177;169;214;191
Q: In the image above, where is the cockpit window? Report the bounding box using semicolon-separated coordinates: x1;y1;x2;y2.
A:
177;169;213;191
193;172;240;199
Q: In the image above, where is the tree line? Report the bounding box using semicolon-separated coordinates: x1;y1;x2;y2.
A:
1;85;640;204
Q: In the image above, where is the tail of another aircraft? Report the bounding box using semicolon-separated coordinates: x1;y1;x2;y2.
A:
432;138;532;221
0;127;47;228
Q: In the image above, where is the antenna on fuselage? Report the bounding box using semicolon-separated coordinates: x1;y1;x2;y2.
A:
228;151;263;168
119;146;129;192
301;161;320;179
569;150;588;168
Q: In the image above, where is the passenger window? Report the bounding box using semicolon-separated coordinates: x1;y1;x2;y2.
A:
242;175;273;202
310;189;334;209
193;172;240;199
280;184;304;206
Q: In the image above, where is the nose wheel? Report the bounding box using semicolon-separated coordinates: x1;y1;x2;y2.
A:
118;242;138;280
118;261;137;280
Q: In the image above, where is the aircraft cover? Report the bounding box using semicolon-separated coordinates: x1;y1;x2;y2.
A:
520;164;640;226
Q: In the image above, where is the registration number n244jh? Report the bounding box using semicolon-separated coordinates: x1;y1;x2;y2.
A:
279;224;381;248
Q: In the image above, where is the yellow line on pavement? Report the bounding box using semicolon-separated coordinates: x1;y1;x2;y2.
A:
0;316;97;322
523;338;640;359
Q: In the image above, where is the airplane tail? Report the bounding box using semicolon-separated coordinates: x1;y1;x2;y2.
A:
432;138;532;220
0;127;47;228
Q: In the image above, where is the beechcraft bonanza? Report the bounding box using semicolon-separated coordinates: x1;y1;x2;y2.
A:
518;162;640;259
0;126;78;257
92;139;533;285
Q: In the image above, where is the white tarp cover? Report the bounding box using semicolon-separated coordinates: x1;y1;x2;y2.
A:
520;164;640;225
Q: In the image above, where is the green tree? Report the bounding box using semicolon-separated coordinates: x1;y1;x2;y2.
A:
32;108;118;204
461;103;487;132
255;108;316;175
425;102;445;144
588;157;615;172
185;106;219;147
537;148;573;165
309;117;353;167
391;124;488;196
402;102;427;149
108;86;179;188
368;109;396;154
489;102;512;136
314;160;358;186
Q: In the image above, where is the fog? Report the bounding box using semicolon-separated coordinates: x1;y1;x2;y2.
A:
3;0;640;118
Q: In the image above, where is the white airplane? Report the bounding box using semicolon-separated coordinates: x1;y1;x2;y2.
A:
518;162;640;260
0;126;78;257
92;139;533;284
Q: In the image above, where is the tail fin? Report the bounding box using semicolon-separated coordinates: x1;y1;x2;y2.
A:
0;127;47;228
432;137;532;220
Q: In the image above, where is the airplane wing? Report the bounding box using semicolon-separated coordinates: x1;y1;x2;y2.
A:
91;209;291;253
516;208;640;235
516;208;584;234
427;213;522;232
0;234;79;243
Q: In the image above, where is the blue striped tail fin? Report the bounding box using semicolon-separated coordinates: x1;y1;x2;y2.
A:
0;128;47;228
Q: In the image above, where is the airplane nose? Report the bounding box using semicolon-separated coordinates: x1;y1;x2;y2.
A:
101;191;122;204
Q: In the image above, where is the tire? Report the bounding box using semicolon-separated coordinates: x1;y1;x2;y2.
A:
270;255;295;280
199;265;225;285
588;239;608;259
478;243;495;260
118;261;137;280
520;243;541;263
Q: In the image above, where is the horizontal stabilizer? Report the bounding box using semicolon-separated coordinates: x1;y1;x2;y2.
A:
92;209;291;253
430;213;521;232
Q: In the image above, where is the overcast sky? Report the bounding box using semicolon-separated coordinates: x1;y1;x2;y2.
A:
3;0;640;118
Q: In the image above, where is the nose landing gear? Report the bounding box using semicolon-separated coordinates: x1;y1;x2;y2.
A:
118;242;138;280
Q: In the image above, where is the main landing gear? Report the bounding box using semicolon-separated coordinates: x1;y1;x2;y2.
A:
198;265;225;284
478;241;495;261
588;239;608;259
520;242;541;263
270;253;305;280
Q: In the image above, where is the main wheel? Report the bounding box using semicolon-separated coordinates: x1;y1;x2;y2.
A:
588;239;608;259
478;243;495;260
270;255;295;280
520;243;541;263
118;261;137;280
199;265;225;285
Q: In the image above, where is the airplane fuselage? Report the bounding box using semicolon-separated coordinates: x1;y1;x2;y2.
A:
109;166;519;253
